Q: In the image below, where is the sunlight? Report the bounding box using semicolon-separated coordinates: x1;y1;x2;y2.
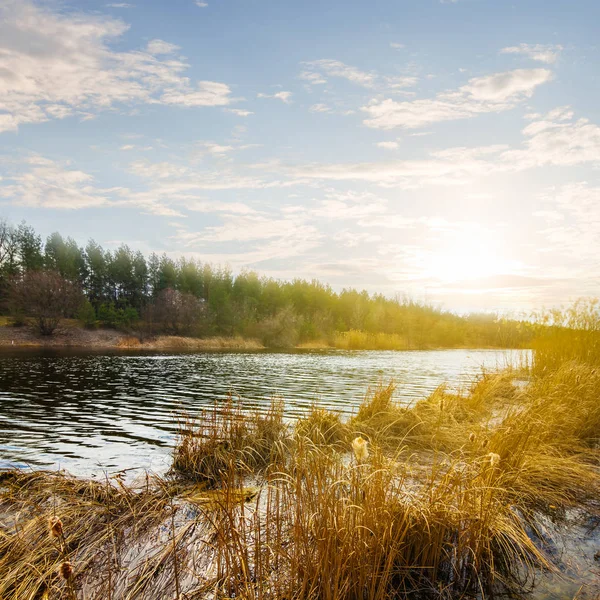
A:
423;235;518;284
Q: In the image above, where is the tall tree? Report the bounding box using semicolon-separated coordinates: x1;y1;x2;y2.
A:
85;240;109;308
17;222;44;273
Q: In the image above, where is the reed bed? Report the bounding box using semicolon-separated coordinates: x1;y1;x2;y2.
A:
1;322;600;599
333;330;409;350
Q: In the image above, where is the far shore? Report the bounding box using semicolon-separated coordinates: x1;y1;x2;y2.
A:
0;321;526;352
0;322;264;351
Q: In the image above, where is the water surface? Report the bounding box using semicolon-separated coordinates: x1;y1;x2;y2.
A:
0;348;527;475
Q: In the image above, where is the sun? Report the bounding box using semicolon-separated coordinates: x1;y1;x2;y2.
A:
422;234;519;285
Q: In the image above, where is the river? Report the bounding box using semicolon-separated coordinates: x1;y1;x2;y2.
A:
0;348;527;475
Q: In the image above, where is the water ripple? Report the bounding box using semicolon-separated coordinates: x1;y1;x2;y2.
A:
0;348;528;475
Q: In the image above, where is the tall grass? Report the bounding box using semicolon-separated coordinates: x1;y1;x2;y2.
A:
333;330;408;350
172;396;288;484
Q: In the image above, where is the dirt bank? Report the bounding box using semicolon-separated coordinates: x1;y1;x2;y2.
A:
0;322;264;351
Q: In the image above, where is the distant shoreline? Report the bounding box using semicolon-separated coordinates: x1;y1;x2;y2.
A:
0;323;264;351
0;322;527;352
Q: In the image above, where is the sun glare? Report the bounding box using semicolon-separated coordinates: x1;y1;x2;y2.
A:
423;236;518;285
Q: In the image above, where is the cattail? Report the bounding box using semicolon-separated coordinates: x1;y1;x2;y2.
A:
487;452;500;467
469;432;476;443
59;561;74;580
48;516;63;538
481;438;489;449
351;436;369;463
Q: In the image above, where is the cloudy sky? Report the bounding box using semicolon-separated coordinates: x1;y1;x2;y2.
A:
0;0;598;311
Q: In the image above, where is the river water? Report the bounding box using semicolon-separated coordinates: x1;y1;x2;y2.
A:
0;348;527;475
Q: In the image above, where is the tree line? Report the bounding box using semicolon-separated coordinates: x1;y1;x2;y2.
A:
0;220;533;348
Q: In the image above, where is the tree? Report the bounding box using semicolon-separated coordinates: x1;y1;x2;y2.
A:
9;270;83;335
84;240;109;308
16;222;44;273
77;299;97;328
144;288;204;335
44;233;86;284
0;220;19;283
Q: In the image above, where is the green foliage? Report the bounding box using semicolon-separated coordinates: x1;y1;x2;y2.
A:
77;299;97;328
97;302;138;329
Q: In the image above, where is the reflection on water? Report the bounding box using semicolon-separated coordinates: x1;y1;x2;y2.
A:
0;348;526;475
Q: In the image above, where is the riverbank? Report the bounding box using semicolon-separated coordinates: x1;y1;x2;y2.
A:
0;321;525;352
0;358;598;599
0;321;264;351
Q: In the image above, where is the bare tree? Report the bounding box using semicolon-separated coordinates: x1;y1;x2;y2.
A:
0;220;19;278
144;288;203;335
8;270;83;335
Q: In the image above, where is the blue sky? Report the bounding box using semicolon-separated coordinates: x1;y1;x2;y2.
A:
0;0;599;311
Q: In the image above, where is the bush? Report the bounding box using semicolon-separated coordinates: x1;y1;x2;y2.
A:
97;302;118;327
97;303;138;329
8;270;82;335
256;306;299;348
77;299;97;328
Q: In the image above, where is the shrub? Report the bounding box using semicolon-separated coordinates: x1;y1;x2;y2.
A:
256;306;300;348
7;270;82;335
77;299;97;328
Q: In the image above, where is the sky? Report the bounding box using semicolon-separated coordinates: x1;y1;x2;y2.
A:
0;0;599;312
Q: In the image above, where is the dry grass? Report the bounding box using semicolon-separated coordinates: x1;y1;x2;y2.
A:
125;335;264;350
172;396;289;484
294;405;349;448
333;330;408;350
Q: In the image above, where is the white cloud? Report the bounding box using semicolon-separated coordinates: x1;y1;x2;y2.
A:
500;107;600;169
171;215;323;266
225;108;254;117
257;91;293;103
201;142;235;155
362;68;552;129
0;1;236;133
161;81;233;107
300;59;418;97
302;59;377;88
534;182;600;271
146;39;180;55
106;3;134;7
376;141;399;150
195;1;208;6
390;42;405;50
0;156;110;209
500;43;563;64
462;69;551;100
310;103;332;113
282;144;504;187
299;71;327;85
384;76;419;89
